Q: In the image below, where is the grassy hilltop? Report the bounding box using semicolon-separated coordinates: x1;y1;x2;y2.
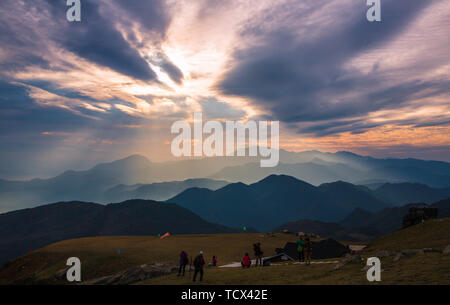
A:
1;219;449;285
0;232;298;284
142;218;450;285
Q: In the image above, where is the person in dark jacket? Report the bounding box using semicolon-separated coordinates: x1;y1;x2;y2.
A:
212;256;217;267
193;251;205;282
178;250;189;276
253;243;263;267
304;236;312;265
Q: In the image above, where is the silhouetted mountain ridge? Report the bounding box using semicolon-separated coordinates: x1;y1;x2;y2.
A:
0;199;241;265
340;198;450;234
372;183;450;205
169;175;389;231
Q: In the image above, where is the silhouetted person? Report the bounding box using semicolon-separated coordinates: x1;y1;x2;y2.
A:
212;256;217;267
193;251;205;282
178;250;188;276
253;243;263;266
296;236;304;262
304;236;312;265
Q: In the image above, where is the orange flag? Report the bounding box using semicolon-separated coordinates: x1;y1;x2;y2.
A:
160;232;170;240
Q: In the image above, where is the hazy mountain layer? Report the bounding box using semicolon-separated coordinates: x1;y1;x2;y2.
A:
210;150;450;187
2;150;450;213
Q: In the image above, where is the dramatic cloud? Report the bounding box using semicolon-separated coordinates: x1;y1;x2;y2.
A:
218;0;450;135
0;0;449;178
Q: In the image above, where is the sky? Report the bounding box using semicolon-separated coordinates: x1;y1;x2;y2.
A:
0;0;449;179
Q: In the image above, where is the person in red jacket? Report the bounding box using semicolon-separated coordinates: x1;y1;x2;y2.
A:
241;253;251;268
193;251;205;282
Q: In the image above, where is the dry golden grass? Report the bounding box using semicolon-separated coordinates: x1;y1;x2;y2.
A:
140;253;450;285
0;232;299;284
1;219;449;285
366;218;450;252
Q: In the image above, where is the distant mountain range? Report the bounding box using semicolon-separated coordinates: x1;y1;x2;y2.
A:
168;175;389;232
371;183;450;206
0;199;241;265
0;167;228;213
340;198;450;234
2;150;450;213
102;179;229;203
168;174;450;232
273;198;450;241
210;150;450;187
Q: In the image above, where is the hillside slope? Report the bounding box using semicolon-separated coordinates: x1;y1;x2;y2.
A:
0;233;296;284
1;219;448;285
0;199;239;265
143;218;450;285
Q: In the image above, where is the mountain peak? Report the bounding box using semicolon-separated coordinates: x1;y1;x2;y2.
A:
258;174;302;183
117;154;150;164
92;154;151;170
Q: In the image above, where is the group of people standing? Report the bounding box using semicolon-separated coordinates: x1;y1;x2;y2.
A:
241;242;264;267
296;234;312;265
177;250;217;282
177;237;313;282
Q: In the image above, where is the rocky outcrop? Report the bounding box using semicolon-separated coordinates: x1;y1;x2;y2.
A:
334;246;445;269
332;254;362;271
372;250;395;258
80;263;178;285
393;249;426;262
54;267;70;280
402;207;438;228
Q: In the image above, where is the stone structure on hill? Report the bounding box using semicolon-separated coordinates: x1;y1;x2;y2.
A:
275;238;350;260
402;207;438;228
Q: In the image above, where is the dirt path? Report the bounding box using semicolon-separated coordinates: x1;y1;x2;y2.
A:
219;258;339;268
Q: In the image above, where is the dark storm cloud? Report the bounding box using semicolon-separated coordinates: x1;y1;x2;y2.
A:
218;0;445;135
145;52;184;84
113;0;170;33
41;0;162;81
0;0;177;81
0;8;50;72
292;79;450;136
